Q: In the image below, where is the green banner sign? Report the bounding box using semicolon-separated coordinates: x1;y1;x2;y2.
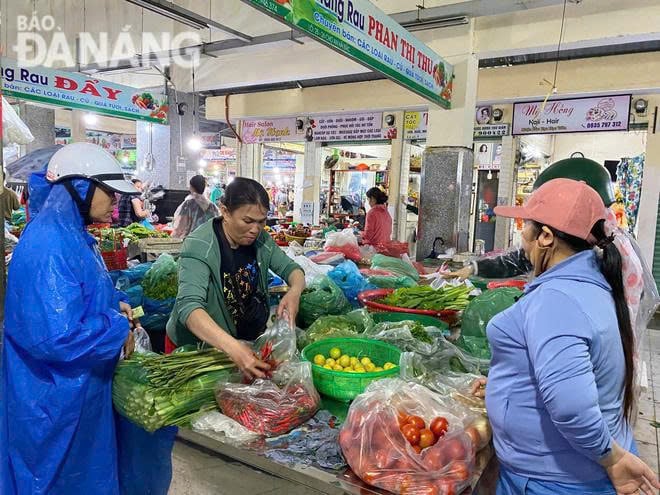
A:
243;0;453;108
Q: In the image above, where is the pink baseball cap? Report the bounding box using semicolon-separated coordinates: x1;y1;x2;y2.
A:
494;178;607;242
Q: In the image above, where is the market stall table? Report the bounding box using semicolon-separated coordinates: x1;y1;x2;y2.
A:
179;402;497;495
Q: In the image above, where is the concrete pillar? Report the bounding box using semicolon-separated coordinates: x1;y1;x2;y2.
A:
493;135;517;250
237;141;263;180
302;141;322;226
416;54;480;260
387;111;405;241
636;97;660;265
20;103;55;152
71;110;87;143
136;121;171;187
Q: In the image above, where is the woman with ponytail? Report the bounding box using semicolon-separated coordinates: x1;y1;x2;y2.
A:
473;178;660;495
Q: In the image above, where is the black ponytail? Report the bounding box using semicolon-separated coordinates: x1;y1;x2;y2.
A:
532;219;635;420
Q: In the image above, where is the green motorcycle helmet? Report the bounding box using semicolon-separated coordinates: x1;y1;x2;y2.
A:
533;156;615;206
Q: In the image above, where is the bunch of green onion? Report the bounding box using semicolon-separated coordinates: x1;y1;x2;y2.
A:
113;348;237;432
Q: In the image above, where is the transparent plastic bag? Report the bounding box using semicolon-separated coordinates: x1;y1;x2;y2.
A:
254;317;298;369
133;326;152;354
298;315;360;349
2;96;34;145
339;378;482;495
344;308;375;333
461;287;522;339
400;352;482;399
289;255;333;285
371;254;420;282
328;261;370;306
216;361;320;437
191;411;260;444
141;254;178;300
363;321;438;356
297;276;353;328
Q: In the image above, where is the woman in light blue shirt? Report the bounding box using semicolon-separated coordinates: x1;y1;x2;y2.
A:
476;179;659;495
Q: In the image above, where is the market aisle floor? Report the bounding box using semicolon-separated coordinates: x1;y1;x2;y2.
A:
169;325;660;495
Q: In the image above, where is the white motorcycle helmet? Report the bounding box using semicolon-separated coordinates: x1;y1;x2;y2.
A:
46;142;140;195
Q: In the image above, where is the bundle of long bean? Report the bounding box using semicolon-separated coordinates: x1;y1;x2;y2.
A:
113;349;238;432
382;285;473;311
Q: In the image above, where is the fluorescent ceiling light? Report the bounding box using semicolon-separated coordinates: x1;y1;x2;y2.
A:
400;15;469;32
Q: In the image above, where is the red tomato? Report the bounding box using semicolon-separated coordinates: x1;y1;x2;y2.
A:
401;424;421;446
430;417;449;438
447;460;470;482
423;448;446;470
464;426;481;450
405;415;426;430
397;411;409;427
435;479;456;495
374;449;392;470
444;438;467;461
338;428;351;448
419;428;437;449
412;444;423;454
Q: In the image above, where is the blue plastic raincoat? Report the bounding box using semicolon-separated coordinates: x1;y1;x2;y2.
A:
0;179;129;495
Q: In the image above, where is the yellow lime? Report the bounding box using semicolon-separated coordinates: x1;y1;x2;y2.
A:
343;366;354;372
374;366;384;372
365;362;376;372
323;364;333;370
332;364;344;371
329;347;342;359
338;355;351;368
383;362;397;370
354;367;366;374
360;357;372;367
354;365;365;372
349;357;359;367
325;358;336;367
313;354;326;366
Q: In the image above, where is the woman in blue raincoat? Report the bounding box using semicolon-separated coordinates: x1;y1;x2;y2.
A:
0;143;140;494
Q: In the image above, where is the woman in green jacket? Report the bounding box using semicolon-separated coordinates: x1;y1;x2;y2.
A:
166;178;305;379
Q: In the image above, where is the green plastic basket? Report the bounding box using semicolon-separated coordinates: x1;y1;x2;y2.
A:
302;338;402;402
370;311;449;331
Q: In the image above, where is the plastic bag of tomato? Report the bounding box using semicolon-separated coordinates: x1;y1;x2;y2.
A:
339;378;490;495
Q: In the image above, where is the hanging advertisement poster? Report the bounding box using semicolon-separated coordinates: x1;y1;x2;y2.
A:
1;57;168;124
309;112;384;141
241;0;454;108
403;110;428;139
473;124;509;138
241;118;301;144
512;94;631;135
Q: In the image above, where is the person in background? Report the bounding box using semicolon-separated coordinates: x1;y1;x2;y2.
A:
354;207;366;230
171;175;220;239
0;143;138;494
117;178;150;227
0;185;20;222
475;179;660;495
166;178;305;379
210;182;224;207
362;187;392;246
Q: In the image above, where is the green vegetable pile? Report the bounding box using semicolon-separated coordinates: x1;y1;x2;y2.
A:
113;348;238;432
409;321;433;344
382;285;473;312
119;223;169;242
141;254;178;300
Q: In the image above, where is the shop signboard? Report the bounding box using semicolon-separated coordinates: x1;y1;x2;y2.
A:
403;110;428;140
310;112;384;141
512;95;631;135
241;118;301;143
0;57;168;124
300;201;314;224
474;124;509;138
241;0;454;108
203;147;237;161
200;132;222;149
121;135;137;149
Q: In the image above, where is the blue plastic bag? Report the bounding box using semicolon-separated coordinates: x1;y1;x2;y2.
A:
328;261;370;306
124;285;144;309
143;296;175;315
116;414;177;495
110;263;154;287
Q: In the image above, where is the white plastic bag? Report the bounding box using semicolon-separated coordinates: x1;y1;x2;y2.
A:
191;411;260;444
289;255;332;285
2;97;34;145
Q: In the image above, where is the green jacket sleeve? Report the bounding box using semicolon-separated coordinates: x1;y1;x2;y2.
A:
175;254;212;327
264;235;303;283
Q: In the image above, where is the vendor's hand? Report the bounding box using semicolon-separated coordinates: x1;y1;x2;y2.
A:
603;445;660;495
442;265;474;280
119;302;133;322
226;339;271;381
470;377;487;399
277;291;300;328
123;330;135;358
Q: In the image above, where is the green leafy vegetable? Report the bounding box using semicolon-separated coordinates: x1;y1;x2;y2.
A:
382;285;473;311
